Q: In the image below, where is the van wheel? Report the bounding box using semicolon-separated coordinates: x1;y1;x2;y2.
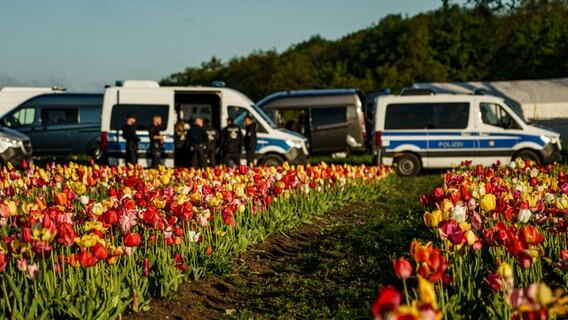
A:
262;154;284;167
395;154;421;177
515;150;540;164
90;145;103;160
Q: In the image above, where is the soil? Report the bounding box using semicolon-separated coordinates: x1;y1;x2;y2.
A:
125;202;369;320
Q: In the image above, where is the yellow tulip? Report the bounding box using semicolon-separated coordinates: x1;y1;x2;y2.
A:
423;210;442;228
153;198;167;209
534;283;553;306
74;233;99;248
418;276;438;309
6;201;18;216
480;194;496;212
498;262;513;279
91;203;104;216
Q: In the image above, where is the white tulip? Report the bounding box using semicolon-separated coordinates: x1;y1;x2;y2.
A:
452;204;467;223
518;209;532;223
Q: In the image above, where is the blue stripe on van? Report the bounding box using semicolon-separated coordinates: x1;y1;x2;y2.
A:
256;137;291;152
383;132;545;151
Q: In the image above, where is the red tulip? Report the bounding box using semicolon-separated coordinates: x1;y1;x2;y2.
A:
520;225;544;246
123;233;141;247
392;257;412;280
78;249;98;267
460;185;471;202
371;285;401;317
92;243;108;260
432;187;445;202
0;252;8;272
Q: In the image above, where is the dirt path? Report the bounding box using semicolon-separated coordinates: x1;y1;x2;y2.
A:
126;175;440;320
127;201;366;320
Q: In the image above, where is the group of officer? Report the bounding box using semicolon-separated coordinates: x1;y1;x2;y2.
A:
122;114;257;168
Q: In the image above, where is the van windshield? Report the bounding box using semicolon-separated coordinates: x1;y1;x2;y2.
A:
251;104;277;128
503;100;528;124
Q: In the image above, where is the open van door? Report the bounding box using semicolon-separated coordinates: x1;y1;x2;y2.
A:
105;87;175;167
309;106;349;154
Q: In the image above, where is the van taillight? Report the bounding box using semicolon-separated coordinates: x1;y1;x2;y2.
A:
374;131;382;147
358;111;367;138
101;131;108;151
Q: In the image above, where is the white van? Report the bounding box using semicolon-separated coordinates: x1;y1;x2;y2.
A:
100;80;309;167
372;91;562;176
0;87;64;116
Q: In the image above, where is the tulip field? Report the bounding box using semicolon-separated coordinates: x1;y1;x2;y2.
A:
5;158;568;319
372;159;568;320
0;161;392;319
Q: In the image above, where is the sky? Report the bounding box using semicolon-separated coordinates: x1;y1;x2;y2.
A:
0;0;464;92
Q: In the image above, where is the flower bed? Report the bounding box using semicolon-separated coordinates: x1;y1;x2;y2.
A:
372;159;568;320
0;162;391;319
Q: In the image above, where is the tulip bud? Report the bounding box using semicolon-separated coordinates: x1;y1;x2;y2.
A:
392;257;412;280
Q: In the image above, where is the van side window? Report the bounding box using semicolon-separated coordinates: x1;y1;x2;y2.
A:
480;103;519;129
5;107;36;127
41;108;78;125
80;106;102;124
311;106;347;127
385;103;469;130
432;103;469;129
110;104;169;131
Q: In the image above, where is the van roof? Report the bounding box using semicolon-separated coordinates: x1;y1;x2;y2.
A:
257;88;360;108
19;93;103;106
377;93;505;102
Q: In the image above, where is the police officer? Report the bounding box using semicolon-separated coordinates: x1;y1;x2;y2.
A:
189;117;207;168
148;114;164;168
221;117;243;167
203;118;219;167
122;114;140;165
244;115;257;166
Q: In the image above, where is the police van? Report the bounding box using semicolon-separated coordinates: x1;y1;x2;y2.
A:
373;90;562;176
100;80;309;167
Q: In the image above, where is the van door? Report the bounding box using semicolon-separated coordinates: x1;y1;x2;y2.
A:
425;102;476;168
310;106;349;154
38;107;80;156
476;102;521;166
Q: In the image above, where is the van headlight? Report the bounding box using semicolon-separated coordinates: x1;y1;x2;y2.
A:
542;135;558;145
0;137;20;153
286;139;304;149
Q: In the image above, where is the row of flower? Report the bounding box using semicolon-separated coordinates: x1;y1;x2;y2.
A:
0;161;391;319
372;159;568;320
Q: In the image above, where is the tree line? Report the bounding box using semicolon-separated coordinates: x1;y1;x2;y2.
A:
161;0;568;101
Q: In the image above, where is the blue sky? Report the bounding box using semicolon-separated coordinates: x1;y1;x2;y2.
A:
0;0;462;92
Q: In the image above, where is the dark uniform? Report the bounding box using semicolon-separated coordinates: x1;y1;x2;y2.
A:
148;124;162;168
221;123;243;167
122;123;140;165
204;123;219;167
189;125;207;168
244;123;257;166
